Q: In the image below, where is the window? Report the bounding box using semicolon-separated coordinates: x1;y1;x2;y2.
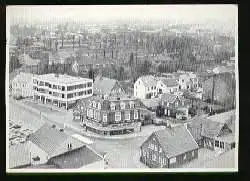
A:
103;113;107;123
110;103;116;111
220;142;224;149
215;140;219;147
62;86;65;91
67;93;73;98
183;154;186;160
93;110;97;119
125;111;130;120
89;109;93;118
134;110;139;119
87;82;92;87
120;102;126;109
154;144;158;151
152;154;157;161
92;101;96;108
62;94;64;98
87;89;92;94
159;147;162;153
98;103;101;110
151;86;153;90
53;85;57;89
170;157;176;164
192;151;195;157
115;112;121;122
129;101;135;108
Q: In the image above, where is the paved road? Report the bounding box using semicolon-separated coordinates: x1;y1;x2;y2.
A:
8;98;150;168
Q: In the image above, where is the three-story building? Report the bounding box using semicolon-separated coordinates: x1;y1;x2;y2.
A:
32;73;93;109
73;94;146;136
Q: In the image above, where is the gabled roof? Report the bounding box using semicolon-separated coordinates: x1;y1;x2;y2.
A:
158;77;179;87
48;146;103;169
153;125;199;158
138;75;158;87
28;123;85;157
201;110;236;138
187;115;208;141
94;76;119;95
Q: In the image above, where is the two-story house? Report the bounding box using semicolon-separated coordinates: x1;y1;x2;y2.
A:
140;125;199;168
187;110;236;154
156;77;179;95
160;93;190;120
134;75;158;99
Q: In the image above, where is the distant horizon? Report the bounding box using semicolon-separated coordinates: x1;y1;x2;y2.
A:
7;5;237;36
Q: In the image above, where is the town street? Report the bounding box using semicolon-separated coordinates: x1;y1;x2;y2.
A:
9;98;150;168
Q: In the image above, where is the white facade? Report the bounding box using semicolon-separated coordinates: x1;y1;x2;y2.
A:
11;72;34;98
177;73;199;90
32;74;93;109
134;76;157;99
156;80;179;95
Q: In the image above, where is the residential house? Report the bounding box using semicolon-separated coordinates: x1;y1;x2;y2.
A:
8;123;104;169
156;77;179;95
187;110;236;153
11;72;34;98
161;93;190;120
134;75;158;99
93;75;126;98
73;94;145;136
140;125;199;168
175;72;199;91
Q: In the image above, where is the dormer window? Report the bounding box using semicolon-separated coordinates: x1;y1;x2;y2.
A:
120;102;126;109
110;102;116;111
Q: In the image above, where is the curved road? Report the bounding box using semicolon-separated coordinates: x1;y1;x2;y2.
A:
9;98;151;168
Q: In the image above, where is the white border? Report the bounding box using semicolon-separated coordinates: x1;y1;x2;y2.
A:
6;5;238;173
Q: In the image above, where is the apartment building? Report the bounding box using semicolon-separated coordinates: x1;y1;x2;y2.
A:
32;73;93;109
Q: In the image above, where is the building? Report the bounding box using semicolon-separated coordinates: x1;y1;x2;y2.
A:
134;75;158;99
93;75;126;97
187;110;236;153
11;72;34;98
140;125;199;168
73;94;147;136
8;123;104;169
156;77;179;95
175;72;199;90
32;73;93;109
161;93;190;120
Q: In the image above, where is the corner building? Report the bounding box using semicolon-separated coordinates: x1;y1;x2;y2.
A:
32;73;93;109
73;95;145;136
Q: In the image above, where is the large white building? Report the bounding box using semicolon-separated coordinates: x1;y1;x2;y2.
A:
32;73;93;109
11;72;34;98
134;75;158;99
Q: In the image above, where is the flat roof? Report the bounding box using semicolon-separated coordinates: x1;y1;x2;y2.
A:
34;74;92;85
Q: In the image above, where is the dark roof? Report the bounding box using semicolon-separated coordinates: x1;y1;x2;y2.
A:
153;125;199;158
93;76;118;95
48;146;103;169
159;77;179;87
28;123;85;157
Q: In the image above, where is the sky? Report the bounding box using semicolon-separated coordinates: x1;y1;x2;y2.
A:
7;5;237;32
